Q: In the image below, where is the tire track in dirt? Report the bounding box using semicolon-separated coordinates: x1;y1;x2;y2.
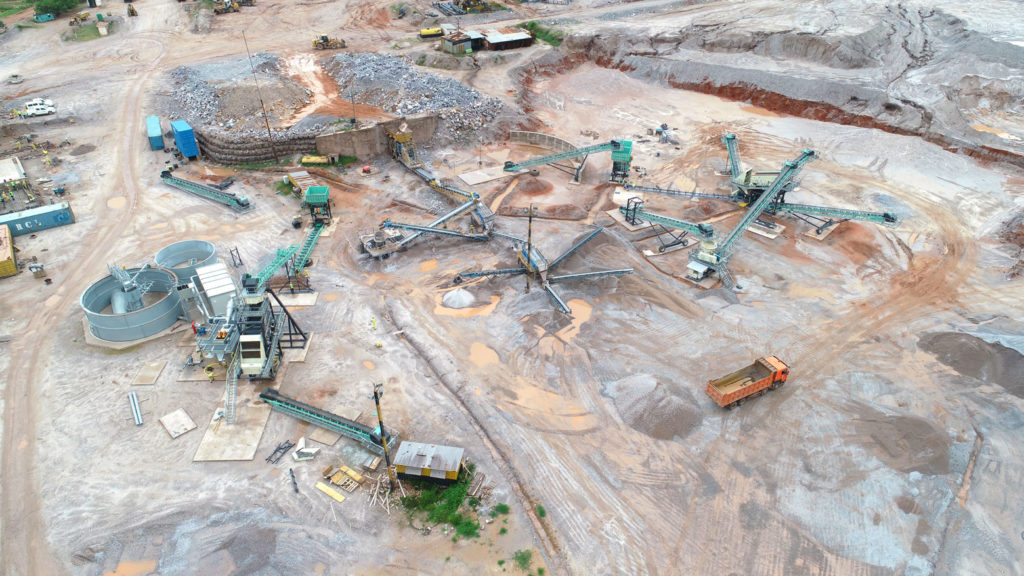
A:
0;36;167;576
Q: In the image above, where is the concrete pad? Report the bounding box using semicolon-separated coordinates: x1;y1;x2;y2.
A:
459;167;512;186
606;208;654;232
192;387;271;462
317;222;335;238
308;427;341;446
159;408;197;439
485;149;510;163
275;292;319;308
133;361;166;386
747;222;785;239
803;223;840;241
609;187;645;207
282;333;313;363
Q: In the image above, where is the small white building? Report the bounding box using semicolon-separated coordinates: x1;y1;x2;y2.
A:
0;157;27;187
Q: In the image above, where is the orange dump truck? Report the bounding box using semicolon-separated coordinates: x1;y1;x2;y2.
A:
706;356;789;409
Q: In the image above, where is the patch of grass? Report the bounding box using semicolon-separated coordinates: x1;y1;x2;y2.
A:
493;503;510;515
415;54;427;66
517;21;563;47
536;504;546;518
499;527;507;535
537;568;545;575
15;21;39;28
0;0;33;18
497;559;505;566
338;155;358;166
234;159;288;170
400;467;480;541
274;180;294;195
513;549;532;571
69;22;103;42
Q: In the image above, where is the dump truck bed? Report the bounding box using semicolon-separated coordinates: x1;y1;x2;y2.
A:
709;359;773;394
706;356;788;408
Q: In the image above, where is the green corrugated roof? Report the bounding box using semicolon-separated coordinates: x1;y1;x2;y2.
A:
304;186;330;205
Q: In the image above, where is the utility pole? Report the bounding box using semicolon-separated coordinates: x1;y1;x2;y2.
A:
242;31;279;163
370;382;395;490
525;204;534;294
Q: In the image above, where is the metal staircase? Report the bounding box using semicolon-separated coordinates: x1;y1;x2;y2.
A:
160;171;253;213
293;222;325;276
771;202;899;227
225;352;240;424
259;389;398;454
504;140;623;172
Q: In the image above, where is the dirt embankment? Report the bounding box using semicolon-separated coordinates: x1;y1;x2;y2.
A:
517;7;1024;168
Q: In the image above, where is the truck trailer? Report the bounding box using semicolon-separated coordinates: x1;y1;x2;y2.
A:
706;356;789;409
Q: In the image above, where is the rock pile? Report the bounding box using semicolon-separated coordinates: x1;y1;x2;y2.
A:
325;53;508;139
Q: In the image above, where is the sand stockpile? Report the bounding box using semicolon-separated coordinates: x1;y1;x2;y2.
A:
604;374;702;440
442;288;477;309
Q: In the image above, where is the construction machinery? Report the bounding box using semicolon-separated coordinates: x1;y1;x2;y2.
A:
68;11;90;25
259;388;398;455
455;210;633;315
620;197;715;253
719;134;899;233
160;170;252;213
312;35;346;50
213;1;238;14
418;27;444;39
706;356;789;409
194;276;308;424
126;3;138;17
504;139;633;183
361;128;495;259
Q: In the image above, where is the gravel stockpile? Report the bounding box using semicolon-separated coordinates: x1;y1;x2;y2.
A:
162;53;333;144
325;53;507;139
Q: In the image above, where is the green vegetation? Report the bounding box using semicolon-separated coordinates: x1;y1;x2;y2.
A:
517;21;564;47
416;54;427;66
15;21;39;28
498;559;506;566
338;155;358;166
33;0;74;16
400;467;480;541
493;502;510;516
536;504;546;518
499;527;507;535
274;180;294;195
68;22;103;42
0;0;33;19
233;158;289;170
514;549;533;571
537;568;545;576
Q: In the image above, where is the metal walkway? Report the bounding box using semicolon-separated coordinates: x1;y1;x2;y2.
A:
623;183;738;202
620;198;715;238
255;246;299;287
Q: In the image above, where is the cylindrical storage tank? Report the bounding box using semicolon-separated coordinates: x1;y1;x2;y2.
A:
80;267;186;342
154;240;217;283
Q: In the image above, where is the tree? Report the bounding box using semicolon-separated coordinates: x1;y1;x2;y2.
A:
35;0;80;16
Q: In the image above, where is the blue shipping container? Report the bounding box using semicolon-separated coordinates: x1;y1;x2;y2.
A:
170;120;199;158
146;116;164;151
0;202;75;236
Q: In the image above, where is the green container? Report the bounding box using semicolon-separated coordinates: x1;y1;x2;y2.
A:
96;13;103;21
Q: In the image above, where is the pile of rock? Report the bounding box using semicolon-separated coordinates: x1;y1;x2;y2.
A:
326;53;507;138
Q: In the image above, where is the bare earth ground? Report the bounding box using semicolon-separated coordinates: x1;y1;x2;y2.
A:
1;0;1023;575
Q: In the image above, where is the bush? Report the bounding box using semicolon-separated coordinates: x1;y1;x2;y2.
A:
536;504;546;518
517;21;564;47
35;0;78;15
494;503;510;515
514;549;532;571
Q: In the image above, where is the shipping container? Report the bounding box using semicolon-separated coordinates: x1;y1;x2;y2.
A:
170;120;199;158
0;224;17;278
0;202;75;236
146;116;164;151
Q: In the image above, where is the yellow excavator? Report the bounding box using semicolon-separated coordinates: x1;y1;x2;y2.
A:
312;34;345;49
213;1;239;15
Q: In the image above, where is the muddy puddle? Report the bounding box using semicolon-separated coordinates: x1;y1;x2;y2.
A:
918;332;1024;397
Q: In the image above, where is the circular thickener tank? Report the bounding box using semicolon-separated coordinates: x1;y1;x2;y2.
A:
155;240;217;283
80;267;185;342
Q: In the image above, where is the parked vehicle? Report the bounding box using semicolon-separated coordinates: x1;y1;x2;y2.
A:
705;356;789;409
24;98;54;108
33;13;56;23
24;105;56;117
